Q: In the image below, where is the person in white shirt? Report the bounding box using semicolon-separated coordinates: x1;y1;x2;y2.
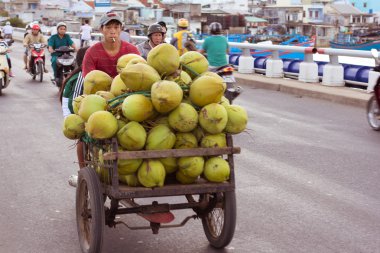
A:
2;21;13;39
79;20;92;47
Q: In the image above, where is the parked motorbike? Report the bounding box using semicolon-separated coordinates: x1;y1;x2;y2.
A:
53;46;76;88
28;43;46;82
213;64;243;102
0;41;11;96
367;49;380;131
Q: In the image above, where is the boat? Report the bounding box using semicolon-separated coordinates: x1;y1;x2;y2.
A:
330;32;380;51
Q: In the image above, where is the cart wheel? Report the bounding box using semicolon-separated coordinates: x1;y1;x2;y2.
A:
201;191;236;249
76;167;105;253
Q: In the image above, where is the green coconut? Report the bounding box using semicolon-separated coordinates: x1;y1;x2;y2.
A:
78;94;107;121
153;116;170;128
62;114;85;140
202;71;227;91
118;156;143;175
189;75;225;107
119;174;140;186
83;70;113;95
174;133;198;149
137;160;166;187
204;157;230;183
220;96;230;108
199;103;228;134
147;43;180;76
95;90;115;101
176;170;198;184
166;70;192;86
159;157;178;174
120;63;161;91
122;94;154;122
117;53;145;73
225;105;248;134
126;57;147;67
192;125;206;142
86;111;118;139
168;103;198;132
117;121;147;150
151;80;183;113
72;95;86;115
178;156;204;178
180;51;209;79
200;133;227;148
145;124;176;150
110;74;129;96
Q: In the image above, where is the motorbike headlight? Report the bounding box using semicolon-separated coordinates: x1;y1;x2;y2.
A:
57;58;75;66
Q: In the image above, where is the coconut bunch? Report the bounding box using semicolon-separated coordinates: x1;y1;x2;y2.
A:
62;44;248;188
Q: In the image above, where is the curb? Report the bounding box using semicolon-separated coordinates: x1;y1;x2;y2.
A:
235;72;371;108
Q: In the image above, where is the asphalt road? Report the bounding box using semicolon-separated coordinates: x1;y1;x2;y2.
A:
0;43;380;253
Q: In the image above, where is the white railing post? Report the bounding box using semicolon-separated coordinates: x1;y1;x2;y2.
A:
238;48;254;74
299;53;319;83
266;50;283;78
322;55;344;86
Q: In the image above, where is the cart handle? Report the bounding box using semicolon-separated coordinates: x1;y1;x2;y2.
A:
102;147;241;160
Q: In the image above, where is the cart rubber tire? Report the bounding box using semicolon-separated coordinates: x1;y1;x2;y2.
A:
201;191;236;249
76;167;105;253
367;95;380;131
38;62;43;82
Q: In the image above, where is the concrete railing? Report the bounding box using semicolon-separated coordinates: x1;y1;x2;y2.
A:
13;28;380;89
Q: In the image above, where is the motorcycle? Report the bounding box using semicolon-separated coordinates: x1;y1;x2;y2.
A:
367;49;380;131
53;46;76;88
28;43;46;82
0;41;11;96
3;34;14;46
213;64;243;102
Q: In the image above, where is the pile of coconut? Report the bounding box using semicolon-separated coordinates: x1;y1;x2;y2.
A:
62;43;248;188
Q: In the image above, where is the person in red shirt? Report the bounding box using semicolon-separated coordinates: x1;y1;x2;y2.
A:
82;12;140;78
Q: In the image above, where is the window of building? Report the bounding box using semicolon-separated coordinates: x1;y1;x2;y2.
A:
364;2;367;8
309;10;313;18
315;11;318;18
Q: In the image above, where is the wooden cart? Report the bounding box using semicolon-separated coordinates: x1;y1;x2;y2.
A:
76;134;240;253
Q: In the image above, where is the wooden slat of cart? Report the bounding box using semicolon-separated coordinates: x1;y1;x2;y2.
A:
103;147;241;160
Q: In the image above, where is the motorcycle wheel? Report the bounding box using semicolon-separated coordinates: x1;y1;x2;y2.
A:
367;95;380;131
38;62;43;82
0;78;3;96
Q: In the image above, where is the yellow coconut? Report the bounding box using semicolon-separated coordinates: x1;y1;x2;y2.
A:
159;157;178;174
116;53;145;73
204;157;230;183
225;105;248;134
180;51;209;78
62;114;85;139
192;125;206;142
201;71;226;91
151;80;183;113
145;124;176;150
119;174;140;186
95;91;115;101
174;133;198;149
137;160;166;187
199;103;228;134
178;156;204;178
120;63;161;91
121;94;154;122
118;156;143;175
200;133;227;148
220;96;230;108
72;95;86;115
176;170;198;184
189;75;225;107
83;70;113;94
147;43;180;76
168;103;198;132
110;74;129;96
85;111;118;139
117;121;147;150
166;70;192;86
126;57;147;68
78;94;107;121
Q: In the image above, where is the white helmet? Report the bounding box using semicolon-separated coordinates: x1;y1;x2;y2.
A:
6;21;10;25
57;22;67;29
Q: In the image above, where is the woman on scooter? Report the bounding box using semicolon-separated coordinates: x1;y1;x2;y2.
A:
23;24;48;73
0;35;14;77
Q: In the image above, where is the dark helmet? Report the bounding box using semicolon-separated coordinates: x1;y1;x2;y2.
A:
209;22;222;35
147;24;164;37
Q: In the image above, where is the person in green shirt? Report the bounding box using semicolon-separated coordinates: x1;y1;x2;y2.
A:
199;22;229;69
48;22;77;79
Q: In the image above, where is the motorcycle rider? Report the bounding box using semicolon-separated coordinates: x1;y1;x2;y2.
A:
23;24;48;73
0;35;13;77
48;22;77;81
170;18;196;56
136;24;165;59
199;22;229;70
2;21;13;40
